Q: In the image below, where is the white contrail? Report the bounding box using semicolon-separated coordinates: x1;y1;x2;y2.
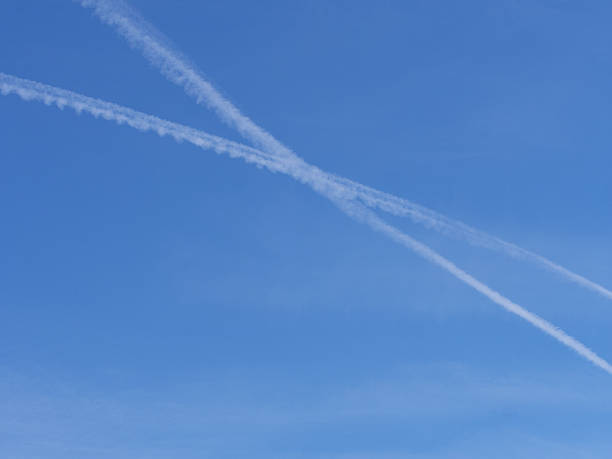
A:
77;0;612;303
339;199;612;376
0;73;355;201
78;0;299;163
341;180;612;301
0;73;281;171
2;73;611;375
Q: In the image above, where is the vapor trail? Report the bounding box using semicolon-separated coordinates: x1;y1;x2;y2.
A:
78;0;299;163
0;73;354;200
78;0;612;303
2;73;611;374
341;200;612;376
341;180;612;301
0;73;282;172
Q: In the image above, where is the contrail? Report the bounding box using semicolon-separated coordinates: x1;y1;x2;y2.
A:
341;181;612;301
78;0;300;163
340;199;612;376
0;73;286;175
2;73;611;375
0;73;354;200
77;0;612;303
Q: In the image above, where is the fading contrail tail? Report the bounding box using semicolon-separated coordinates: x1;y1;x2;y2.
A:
0;72;355;198
77;0;612;304
3;72;611;375
339;178;612;301
339;199;612;376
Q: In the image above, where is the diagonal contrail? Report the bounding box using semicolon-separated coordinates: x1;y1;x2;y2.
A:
77;0;612;303
78;0;300;163
343;183;612;301
0;73;288;175
0;73;354;199
2;72;611;375
341;200;612;376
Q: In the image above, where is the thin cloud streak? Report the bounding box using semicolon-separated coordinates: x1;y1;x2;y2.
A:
347;204;612;376
2;73;611;375
78;0;299;163
0;73;356;199
344;182;612;301
77;0;612;303
0;73;282;170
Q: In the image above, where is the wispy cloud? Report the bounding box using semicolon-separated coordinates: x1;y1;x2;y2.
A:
3;72;611;374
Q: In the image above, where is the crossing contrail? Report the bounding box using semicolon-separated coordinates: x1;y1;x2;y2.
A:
2;72;611;374
341;200;612;376
78;0;612;303
343;182;612;301
0;73;288;175
78;0;300;163
0;72;354;199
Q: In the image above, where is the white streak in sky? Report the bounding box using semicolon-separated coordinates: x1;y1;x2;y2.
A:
0;73;279;168
2;72;611;375
340;180;612;301
77;0;612;303
340;199;612;376
78;0;300;163
0;73;356;201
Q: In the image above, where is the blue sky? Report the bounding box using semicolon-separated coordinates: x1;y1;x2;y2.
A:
1;0;612;457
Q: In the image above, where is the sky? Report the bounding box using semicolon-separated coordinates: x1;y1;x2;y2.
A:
1;0;612;457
